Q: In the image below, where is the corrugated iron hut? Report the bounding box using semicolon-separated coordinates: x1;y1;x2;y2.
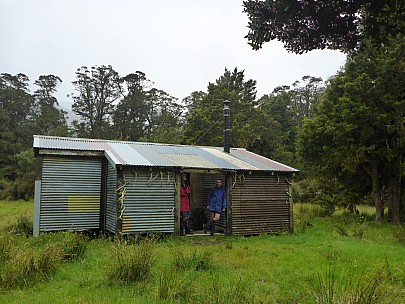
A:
33;135;298;237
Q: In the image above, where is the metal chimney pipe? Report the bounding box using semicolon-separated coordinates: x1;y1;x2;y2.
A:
223;100;230;153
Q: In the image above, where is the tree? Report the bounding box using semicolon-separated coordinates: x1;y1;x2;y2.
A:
112;72;152;141
184;68;261;149
297;36;405;222
0;73;34;178
255;77;324;166
0;73;36;199
243;0;405;53
71;65;122;138
139;88;183;144
32;75;70;136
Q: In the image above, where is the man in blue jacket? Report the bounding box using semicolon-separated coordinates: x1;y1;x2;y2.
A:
205;179;227;235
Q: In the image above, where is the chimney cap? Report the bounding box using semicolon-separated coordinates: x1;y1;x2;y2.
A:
223;99;230;105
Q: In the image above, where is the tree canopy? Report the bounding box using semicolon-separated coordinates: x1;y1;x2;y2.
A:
243;0;405;53
297;36;405;222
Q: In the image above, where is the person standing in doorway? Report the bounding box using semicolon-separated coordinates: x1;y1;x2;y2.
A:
205;179;227;235
180;173;192;235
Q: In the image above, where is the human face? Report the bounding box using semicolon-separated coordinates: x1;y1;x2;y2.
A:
215;180;222;187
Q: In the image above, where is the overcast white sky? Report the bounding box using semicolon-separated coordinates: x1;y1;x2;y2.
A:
1;0;346;109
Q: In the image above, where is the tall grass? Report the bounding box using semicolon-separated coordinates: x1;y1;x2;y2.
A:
0;230;87;289
172;249;211;271
156;268;193;301
314;260;388;304
0;200;404;303
295;203;326;232
0;243;62;289
5;212;33;236
196;277;254;304
105;237;156;283
57;231;87;260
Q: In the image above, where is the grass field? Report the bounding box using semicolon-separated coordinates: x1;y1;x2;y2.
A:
0;200;404;303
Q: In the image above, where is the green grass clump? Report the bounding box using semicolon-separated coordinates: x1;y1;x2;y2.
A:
0;200;33;230
106;237;155;283
173;249;211;271
0;200;404;303
194;277;254;304
5;212;33;237
294;203;326;232
156;269;193;301
314;261;386;304
57;231;87;261
0;243;62;289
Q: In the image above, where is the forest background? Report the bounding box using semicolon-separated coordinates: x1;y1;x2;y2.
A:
1;0;404;224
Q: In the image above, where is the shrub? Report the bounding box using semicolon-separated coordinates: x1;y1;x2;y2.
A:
106;238;155;283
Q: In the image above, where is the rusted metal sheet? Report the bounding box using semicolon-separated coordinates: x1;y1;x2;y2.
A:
231;174;291;235
121;169;176;234
106;161;117;233
39;157;102;232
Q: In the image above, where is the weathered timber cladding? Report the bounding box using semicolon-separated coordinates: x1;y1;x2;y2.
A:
231;173;290;235
39;157;102;231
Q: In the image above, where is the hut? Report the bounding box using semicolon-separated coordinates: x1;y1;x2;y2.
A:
33;135;298;237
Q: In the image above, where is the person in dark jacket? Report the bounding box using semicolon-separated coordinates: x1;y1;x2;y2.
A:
180;173;191;235
205;179;227;235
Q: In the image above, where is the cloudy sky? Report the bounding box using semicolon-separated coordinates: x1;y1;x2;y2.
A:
1;0;346;108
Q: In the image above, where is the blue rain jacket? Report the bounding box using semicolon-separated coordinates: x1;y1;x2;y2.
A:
208;186;227;213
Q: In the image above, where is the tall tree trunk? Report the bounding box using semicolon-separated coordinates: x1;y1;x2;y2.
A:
371;159;384;221
387;158;401;224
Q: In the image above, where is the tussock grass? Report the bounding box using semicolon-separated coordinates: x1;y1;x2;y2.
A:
173;249;211;271
294;203;326;232
57;231;87;261
0;200;404;303
195;277;254;304
0;228;87;289
156;268;193;301
105;237;156;283
314;261;385;304
4;212;33;237
0;243;62;289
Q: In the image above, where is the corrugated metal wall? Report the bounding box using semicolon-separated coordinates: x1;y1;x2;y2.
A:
39;157;102;231
106;161;117;233
231;173;290;235
121;169;176;234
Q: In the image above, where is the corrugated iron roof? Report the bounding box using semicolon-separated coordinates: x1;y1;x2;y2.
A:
33;135;298;172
